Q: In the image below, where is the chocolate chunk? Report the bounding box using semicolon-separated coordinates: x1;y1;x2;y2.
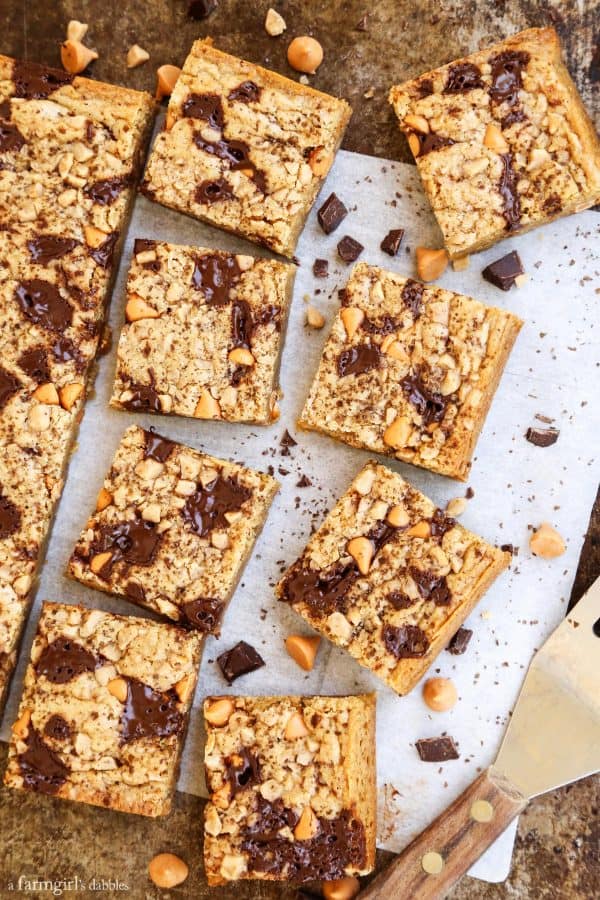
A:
501;108;526;130
124;580;145;604
18;727;69;794
225;748;261;795
410;567;451;606
143;429;177;462
182;93;224;130
382;623;430;658
0;99;11;119
446;627;473;655
195;178;234;204
18;347;49;383
361;313;401;336
313;258;329;278
415;735;459;762
90;518;162;579
36;637;97;684
85;177;128;206
401;371;447;424
489;51;530;106
0;366;20;410
119;379;163;413
429;508;456;540
337;343;381;378
121;678;182;743
27;235;78;264
228;81;261;103
241;799;366;881
0;120;25;153
542;194;562;216
12;60;73;100
15;279;73;332
182;475;251;537
217;640;265;684
280;430;297;455
525;426;560;447
0;489;21;538
181;597;225;634
416;132;455;156
232;299;253;349
280;561;358;615
418;78;434;97
380;229;404;256
501;543;517;555
387;590;416;610
52;337;82;368
193;132;266;193
317;193;348;234
444;62;483;94
498;154;521;232
44;715;71;742
337;235;364;263
133;238;157;256
187;0;218;17
192;253;241;306
482;250;524;291
89;231;118;268
401;279;424;318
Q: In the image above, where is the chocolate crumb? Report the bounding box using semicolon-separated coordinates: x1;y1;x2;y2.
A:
416;735;459;762
446;627;473;655
465;487;475;499
525;426;559;447
380;229;404;256
217;640;265;684
313;258;329;278
337;235;364;263
296;475;312;488
280;430;297;456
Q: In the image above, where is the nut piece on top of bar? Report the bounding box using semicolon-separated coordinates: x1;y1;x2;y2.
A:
389;27;600;259
299;263;522;481
68;426;278;635
203;694;376;885
0;56;154;713
277;463;510;695
141;39;352;256
4;602;202;816
110;240;294;424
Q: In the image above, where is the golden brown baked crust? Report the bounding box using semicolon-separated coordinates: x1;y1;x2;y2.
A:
389;28;600;258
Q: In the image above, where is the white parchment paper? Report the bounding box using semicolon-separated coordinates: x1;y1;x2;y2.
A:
1;148;599;884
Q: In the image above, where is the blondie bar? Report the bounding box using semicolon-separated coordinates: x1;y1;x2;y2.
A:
110;240;294;423
299;263;522;481
68;426;278;634
4;602;202;816
277;462;510;695
0;57;154;713
389;28;600;258
203;694;376;885
141;39;351;256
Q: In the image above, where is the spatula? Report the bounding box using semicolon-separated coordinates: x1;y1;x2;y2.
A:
361;575;600;899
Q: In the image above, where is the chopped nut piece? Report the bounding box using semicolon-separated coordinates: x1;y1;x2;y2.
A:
205;697;235;726
90;551;112;575
422;677;458;711
33;383;59;405
306;305;326;329
66;20;88;42
84;225;109;248
155;64;181;100
446;497;467;517
148;853;189;889
340;306;364;339
60;40;98;75
265;8;287;36
125;295;160;322
452;256;470;272
347;536;373;575
59;382;84;411
287;36;323;74
96;488;113;512
483;123;509;154
194;389;221;419
530;522;566;559
294;806;320;840
127;44;150;68
416;247;449;282
285;634;320;671
174;674;194;703
284;711;309;739
387;504;409;528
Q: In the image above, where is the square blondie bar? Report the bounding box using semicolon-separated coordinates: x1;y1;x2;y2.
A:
277;462;510;695
0;57;154;713
203;693;376;885
110;240;295;423
299;263;522;481
4;602;202;816
142;39;352;256
389;28;600;258
68;426;278;635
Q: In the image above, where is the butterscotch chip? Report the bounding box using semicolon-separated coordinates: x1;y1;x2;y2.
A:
422;677;458;711
155;64;181;100
3;602;202;817
127;44;150;68
416;246;448;282
141;40;351;256
389;28;600;259
67;426;278;636
285;634;321;671
205;697;235;726
529;522;565;558
202;694;376;885
277;462;510;695
148;853;189;888
298;262;522;480
61;40;98;75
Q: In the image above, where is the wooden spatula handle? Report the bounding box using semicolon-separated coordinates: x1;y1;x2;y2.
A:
360;766;527;900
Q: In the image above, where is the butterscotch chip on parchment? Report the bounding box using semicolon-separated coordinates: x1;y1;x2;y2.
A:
277;462;510;695
299;262;522;481
202;694;376;885
68;425;278;635
389;27;600;259
141;39;351;256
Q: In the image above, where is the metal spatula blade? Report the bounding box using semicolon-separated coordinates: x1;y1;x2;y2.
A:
495;576;600;799
361;576;600;900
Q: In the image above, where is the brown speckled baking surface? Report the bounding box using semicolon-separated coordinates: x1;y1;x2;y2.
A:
0;1;598;897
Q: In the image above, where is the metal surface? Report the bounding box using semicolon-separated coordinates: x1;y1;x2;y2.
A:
495;577;600;799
